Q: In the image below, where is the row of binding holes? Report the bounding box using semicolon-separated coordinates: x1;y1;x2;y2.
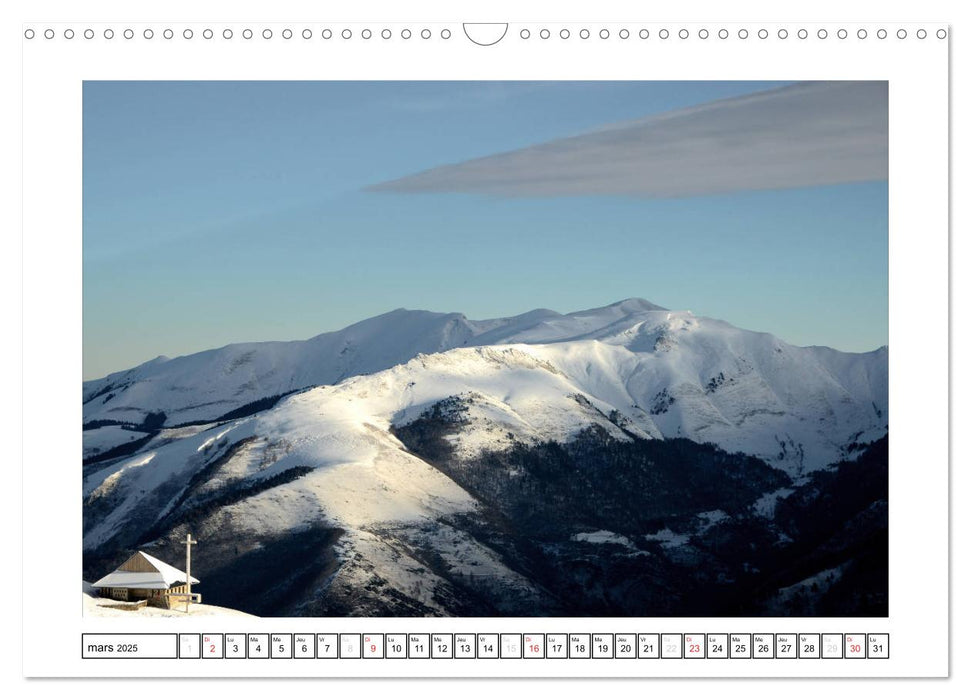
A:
23;27;453;40
517;27;946;40
24;26;949;41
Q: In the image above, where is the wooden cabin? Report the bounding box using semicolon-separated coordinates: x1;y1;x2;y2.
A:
92;551;200;609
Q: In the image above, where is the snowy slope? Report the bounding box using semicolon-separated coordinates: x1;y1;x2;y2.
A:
82;346;638;550
83;355;564;614
83;333;884;553
83;425;151;460
526;311;887;473
84;340;885;561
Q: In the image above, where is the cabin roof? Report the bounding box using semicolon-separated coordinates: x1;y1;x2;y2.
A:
92;550;200;589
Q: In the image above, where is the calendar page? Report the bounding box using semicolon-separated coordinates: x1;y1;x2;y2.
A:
18;2;949;680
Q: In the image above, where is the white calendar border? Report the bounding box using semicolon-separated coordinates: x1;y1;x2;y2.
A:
20;16;948;679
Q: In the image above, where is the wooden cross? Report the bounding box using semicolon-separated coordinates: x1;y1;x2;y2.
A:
184;533;198;613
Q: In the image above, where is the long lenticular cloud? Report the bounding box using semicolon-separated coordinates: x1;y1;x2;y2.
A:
367;81;888;198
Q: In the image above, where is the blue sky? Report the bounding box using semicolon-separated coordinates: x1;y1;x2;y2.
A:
83;81;888;379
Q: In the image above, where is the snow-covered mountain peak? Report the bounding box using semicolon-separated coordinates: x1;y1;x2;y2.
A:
569;297;668;316
310;307;474;344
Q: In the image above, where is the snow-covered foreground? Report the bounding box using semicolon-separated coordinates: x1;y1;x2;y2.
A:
83;587;253;618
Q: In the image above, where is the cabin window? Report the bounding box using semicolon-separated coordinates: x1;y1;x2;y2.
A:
111;588;128;601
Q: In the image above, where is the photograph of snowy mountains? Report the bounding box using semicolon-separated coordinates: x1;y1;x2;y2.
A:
83;81;888;617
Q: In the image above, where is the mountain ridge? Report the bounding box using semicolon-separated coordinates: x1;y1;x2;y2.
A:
82;298;888;617
83;298;886;430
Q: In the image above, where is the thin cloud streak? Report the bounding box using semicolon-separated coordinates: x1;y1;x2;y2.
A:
367;81;888;198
